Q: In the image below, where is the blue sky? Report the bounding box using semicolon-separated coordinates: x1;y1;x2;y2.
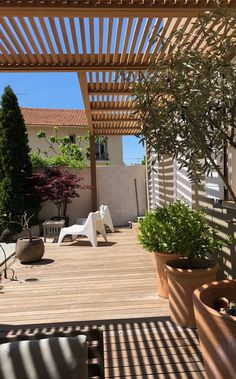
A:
0;72;144;164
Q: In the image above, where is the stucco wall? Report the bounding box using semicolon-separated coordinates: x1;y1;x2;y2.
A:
107;135;123;166
38;165;147;226
97;165;147;225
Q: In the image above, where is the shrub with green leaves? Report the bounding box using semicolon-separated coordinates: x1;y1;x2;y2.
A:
138;201;228;261
0;86;40;232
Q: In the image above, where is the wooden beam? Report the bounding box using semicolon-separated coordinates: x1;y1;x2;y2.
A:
89;133;98;212
89;90;132;95
91;108;134;112
0;60;149;72
77;72;97;211
92;119;139;124
94;129;141;135
93;117;140;125
77;72;94;135
0;8;213;18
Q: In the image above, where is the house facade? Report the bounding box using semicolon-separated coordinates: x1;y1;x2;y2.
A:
21;107;123;166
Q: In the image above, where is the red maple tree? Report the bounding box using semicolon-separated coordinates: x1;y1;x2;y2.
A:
33;167;83;218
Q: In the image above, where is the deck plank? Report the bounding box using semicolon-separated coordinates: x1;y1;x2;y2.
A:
0;228;205;378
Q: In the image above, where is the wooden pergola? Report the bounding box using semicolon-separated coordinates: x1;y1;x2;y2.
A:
0;0;233;209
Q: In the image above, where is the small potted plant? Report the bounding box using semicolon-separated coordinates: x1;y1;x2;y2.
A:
138;201;185;298
163;202;229;328
138;200;229;321
1;212;45;263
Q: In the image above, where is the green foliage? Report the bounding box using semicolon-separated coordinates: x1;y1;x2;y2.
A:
30;152;84;169
33;127;89;168
0;86;40;232
30;153;49;169
125;5;236;202
32;128;108;168
138;201;228;261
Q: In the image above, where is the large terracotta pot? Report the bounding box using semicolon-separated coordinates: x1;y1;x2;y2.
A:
16;238;45;263
166;259;218;328
193;280;236;379
154;252;181;298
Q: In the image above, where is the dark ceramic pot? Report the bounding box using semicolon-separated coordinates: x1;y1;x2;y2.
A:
16;237;45;263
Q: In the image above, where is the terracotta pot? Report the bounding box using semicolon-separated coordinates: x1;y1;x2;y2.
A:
166;259;218;328
154;252;181;298
193;280;236;379
16;238;45;263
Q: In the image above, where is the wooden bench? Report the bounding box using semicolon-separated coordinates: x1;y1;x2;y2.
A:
0;327;104;379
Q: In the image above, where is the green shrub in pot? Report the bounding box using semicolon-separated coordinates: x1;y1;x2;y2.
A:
139;200;231;326
138;200;226;262
138;200;229;300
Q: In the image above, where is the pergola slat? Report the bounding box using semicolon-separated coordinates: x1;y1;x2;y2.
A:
59;18;73;64
18;17;44;64
48;17;66;64
98;18;103;65
0;41;14;64
141;17;162;63
121;17;133;64
151;17;172;61
134;18;153;64
79;17;87;64
31;17;54;64
0;17;28;64
0;29;22;64
0;2;234;137
39;19;59;64
127;18;143;64
105;18;113;64
89;17;95;64
113;18;123;64
9;17;37;64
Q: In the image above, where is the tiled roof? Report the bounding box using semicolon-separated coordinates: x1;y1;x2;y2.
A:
21;107;88;127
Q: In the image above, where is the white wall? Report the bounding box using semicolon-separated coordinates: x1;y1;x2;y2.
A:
107;135;123;166
147;149;159;209
97;165;147;225
38;165;147;226
174;161;192;205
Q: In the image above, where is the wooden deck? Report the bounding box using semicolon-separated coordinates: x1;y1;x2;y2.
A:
0;228;205;378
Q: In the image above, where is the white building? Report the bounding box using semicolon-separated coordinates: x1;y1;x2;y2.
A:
21;107;123;166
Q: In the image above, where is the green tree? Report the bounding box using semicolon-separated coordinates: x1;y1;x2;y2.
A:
0;86;40;231
125;6;236;202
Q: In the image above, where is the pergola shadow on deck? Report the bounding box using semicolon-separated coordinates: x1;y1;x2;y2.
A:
0;228;205;378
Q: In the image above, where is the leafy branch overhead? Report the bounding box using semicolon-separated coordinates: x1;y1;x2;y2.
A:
31;128;108;169
124;6;236;202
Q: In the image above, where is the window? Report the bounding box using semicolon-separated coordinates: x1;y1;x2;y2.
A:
95;137;108;160
69;135;76;143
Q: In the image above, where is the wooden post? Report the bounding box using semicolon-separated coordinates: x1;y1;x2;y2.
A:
90;133;98;211
77;72;98;212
